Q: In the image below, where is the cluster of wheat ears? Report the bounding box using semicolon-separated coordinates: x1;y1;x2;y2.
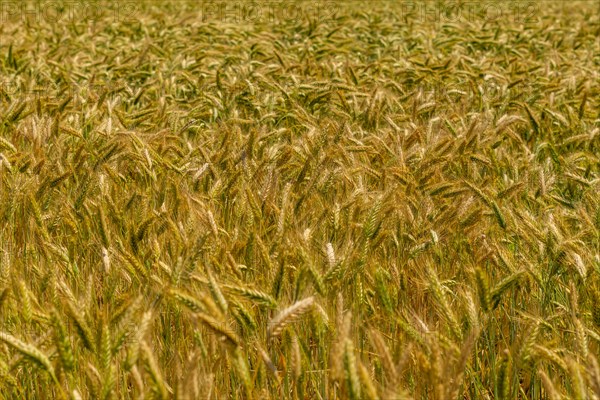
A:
0;1;599;399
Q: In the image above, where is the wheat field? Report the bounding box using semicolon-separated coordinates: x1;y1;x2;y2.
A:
0;1;599;399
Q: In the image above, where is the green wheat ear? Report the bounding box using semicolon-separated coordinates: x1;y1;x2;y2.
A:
343;339;361;400
0;332;58;385
474;267;490;312
51;310;74;372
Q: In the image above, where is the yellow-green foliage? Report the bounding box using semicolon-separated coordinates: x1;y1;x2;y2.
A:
0;1;599;398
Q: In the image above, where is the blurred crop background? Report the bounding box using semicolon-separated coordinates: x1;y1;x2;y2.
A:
0;1;599;399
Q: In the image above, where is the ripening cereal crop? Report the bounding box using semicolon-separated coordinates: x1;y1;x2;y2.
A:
0;1;599;399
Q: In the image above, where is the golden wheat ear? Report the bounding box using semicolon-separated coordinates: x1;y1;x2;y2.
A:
267;296;315;339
